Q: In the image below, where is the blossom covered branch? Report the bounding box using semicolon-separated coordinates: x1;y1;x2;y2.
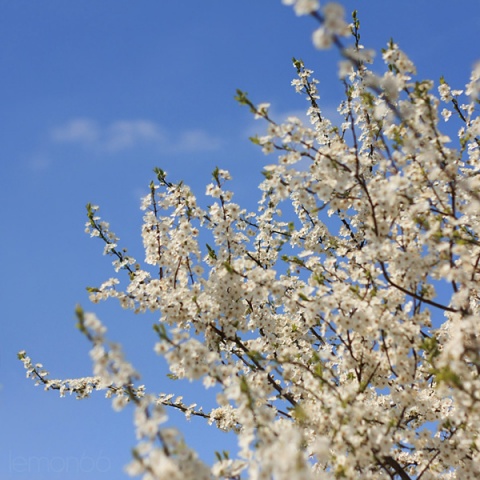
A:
20;2;480;479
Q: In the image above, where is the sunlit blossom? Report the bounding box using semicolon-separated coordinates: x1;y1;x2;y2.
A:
19;3;480;479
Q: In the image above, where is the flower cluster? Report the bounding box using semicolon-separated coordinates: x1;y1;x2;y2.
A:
21;3;480;479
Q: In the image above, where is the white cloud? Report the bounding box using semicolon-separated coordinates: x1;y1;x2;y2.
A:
104;120;167;152
28;152;52;171
49;118;223;154
51;118;100;144
175;129;223;153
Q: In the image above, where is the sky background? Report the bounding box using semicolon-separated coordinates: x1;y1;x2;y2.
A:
1;1;479;478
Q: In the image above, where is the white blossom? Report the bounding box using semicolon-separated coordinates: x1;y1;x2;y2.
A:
19;3;480;479
283;0;319;16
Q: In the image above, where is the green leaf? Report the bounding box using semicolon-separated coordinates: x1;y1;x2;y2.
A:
153;323;168;340
234;89;248;105
154;167;166;182
223;262;234;274
75;304;87;334
206;243;217;260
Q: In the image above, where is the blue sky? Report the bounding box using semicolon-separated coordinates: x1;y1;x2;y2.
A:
1;1;479;479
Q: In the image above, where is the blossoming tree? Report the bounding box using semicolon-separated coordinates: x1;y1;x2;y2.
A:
19;1;480;478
